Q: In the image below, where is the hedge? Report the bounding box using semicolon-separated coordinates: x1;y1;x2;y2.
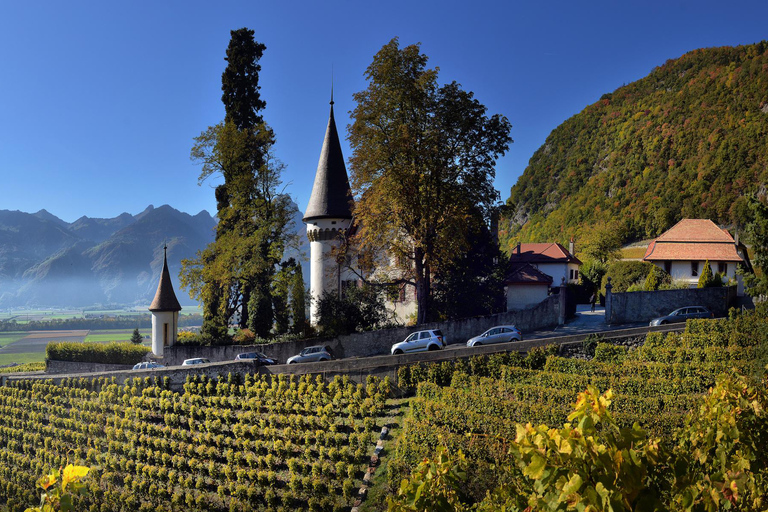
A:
46;342;150;365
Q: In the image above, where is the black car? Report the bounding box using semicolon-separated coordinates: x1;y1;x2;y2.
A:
235;351;277;365
649;306;713;326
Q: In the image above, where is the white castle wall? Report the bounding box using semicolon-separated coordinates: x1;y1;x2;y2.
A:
306;217;352;325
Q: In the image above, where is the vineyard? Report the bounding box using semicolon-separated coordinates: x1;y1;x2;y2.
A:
0;372;391;512
386;311;768;508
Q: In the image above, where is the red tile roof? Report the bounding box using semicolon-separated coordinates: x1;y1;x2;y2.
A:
504;263;554;285
509;243;582;265
656;219;734;242
643;219;743;262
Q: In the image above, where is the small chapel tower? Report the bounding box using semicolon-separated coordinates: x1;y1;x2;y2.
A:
149;245;182;357
303;94;354;325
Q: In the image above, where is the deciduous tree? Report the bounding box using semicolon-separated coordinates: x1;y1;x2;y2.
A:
348;38;511;324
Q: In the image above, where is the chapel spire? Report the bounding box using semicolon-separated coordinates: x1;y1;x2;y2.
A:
149;245;182;312
302;96;353;222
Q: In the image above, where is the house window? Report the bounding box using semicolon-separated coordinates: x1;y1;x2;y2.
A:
569;269;574;280
163;323;168;346
718;262;727;274
393;283;407;303
574;270;579;280
691;262;698;277
664;261;672;274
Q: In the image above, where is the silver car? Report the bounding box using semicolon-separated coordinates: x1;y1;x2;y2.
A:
132;361;164;370
181;358;211;366
467;325;522;347
391;329;445;355
287;345;333;364
649;306;713;326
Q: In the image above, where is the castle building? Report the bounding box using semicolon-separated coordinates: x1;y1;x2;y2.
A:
303;97;356;325
148;245;182;356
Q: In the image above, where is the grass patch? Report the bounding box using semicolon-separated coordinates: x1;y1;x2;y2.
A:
0;352;45;366
0;332;29;348
620;246;648;259
359;397;409;512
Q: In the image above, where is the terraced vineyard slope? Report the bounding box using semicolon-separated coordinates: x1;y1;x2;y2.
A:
386;312;768;508
0;373;390;512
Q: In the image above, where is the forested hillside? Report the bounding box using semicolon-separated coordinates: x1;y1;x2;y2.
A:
501;41;768;249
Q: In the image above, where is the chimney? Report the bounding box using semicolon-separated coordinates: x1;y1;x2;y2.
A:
569;237;575;257
516;243;521;255
734;231;739;246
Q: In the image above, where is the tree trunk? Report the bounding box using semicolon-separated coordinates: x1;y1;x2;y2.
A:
239;285;251;330
414;247;429;325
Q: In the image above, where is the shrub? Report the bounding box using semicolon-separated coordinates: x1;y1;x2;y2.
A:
643;265;671;291
232;328;256;345
581;334;604;358
593;342;627;363
698;259;715;288
315;284;390;336
601;260;654;295
47;341;150;365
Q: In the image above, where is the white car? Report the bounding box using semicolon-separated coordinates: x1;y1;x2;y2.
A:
181;358;210;366
466;325;522;347
391;329;445;355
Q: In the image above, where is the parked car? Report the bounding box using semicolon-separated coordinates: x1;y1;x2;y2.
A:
391;329;445;355
287;345;333;364
235;351;276;365
466;325;522;347
649;306;713;326
181;358;211;366
132;361;164;370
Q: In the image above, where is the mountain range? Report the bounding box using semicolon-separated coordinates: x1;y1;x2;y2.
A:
501;41;768;250
0;205;217;308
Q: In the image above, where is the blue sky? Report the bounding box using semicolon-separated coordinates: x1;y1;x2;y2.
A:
1;1;767;223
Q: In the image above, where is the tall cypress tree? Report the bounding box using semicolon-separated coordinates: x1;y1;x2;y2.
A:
222;28;266;131
182;28;295;342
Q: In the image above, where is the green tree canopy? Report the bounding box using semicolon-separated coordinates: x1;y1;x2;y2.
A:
348;38;511;324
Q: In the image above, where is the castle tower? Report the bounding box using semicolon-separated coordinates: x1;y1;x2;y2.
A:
303;96;354;325
148;245;182;357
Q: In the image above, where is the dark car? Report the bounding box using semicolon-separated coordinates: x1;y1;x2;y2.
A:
649;306;713;326
235;351;277;365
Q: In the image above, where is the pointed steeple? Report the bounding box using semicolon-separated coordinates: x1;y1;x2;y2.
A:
303;96;354;221
149;245;182;312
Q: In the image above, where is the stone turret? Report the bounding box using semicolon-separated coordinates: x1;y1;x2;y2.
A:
303;95;354;325
148;245;182;357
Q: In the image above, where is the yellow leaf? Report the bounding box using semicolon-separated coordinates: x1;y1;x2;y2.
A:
61;465;89;490
36;473;57;491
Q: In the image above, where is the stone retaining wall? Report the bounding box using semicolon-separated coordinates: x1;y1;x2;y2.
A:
160;292;564;366
7;324;681;397
606;285;736;325
46;360;134;373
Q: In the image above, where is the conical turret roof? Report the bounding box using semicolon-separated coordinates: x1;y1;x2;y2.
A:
303;100;354;221
149;246;182;312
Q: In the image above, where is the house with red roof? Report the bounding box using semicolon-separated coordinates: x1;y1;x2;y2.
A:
642;219;745;287
503;263;554;310
504;241;581;310
508;242;582;285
